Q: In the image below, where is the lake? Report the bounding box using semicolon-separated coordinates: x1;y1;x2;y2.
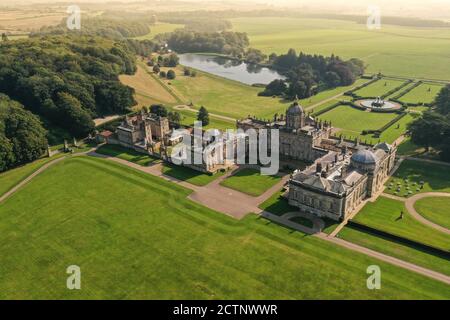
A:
178;53;285;86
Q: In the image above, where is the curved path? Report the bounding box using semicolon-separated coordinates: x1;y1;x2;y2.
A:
405;192;450;235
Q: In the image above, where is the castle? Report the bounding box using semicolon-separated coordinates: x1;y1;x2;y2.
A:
237;101;397;221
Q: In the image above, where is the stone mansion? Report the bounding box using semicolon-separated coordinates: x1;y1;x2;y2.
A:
237;100;398;221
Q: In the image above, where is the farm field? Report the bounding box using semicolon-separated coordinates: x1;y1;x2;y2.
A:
0;156;448;299
317;105;398;139
338;227;450;276
385;160;450;197
353;79;407;98
352;196;450;251
220;168;282;197
399;83;445;104
161;163;225;186
133;22;184;40
231;17;450;80
414;197;450;230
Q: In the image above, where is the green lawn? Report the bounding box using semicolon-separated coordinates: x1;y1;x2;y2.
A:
354;79;407;98
176;109;236;131
96;144;159;166
232;17;450;80
339;227;450;276
0;154;64;197
318;105;398;138
399;83;445;105
170;65;367;120
0;156;448;299
353;196;450;251
385;160;450;197
397;137;425;156
258;189;294;216
220;168;282;197
414;197;450;230
375;113;418;144
161;163;225;186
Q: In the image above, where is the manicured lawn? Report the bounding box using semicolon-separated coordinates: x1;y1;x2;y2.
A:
354;79;407;98
399;83;445;105
0;154;64;197
133;22;184;40
176;109;236;131
396;137;425;156
220;168;282;197
318;105;397;138
258;189;294;216
339;227;450;276
385;160;450;197
353;196;450;251
161;163;225;186
232;17;450;80
414;197;450;230
375;113;418;144
96;144;159;166
0;156;448;299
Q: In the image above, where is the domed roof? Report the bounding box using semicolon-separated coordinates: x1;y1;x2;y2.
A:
351;149;377;165
287;102;304;115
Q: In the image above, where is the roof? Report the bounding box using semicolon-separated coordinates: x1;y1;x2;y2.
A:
99;130;114;137
375;142;392;152
351;149;377;165
287;102;304;115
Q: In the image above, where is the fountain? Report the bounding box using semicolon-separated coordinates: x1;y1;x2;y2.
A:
357;96;402;112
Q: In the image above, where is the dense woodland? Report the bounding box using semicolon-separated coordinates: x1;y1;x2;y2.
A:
0;35;138;140
409;85;450;161
260;49;365;98
0;94;48;172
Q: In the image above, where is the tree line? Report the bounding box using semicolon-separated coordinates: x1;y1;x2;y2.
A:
0;35;139;140
260;49;365;99
409;85;450;161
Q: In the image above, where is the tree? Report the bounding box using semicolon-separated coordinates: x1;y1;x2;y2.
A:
159;71;167;78
167;70;176;80
245;48;267;64
435;85;450;115
150;104;168;117
197;106;209;126
153;65;161;74
259;79;287;96
325;71;341;88
1;33;8;42
163;53;179;67
408;111;445;152
168;111;181;125
55;92;94;137
184;68;191;76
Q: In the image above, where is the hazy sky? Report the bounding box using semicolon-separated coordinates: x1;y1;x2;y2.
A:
5;0;450;19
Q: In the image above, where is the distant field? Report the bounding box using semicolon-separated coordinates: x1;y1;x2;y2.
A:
353;196;450;252
385;160;450;197
231;17;450;80
1;156;448;299
0;10;65;32
414;197;450;230
133;22;184;40
399;83;445;104
353;79;407;97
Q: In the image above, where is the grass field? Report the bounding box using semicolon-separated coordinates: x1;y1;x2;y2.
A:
176;109;236;131
0;156;449;299
258;189;293;216
161;163;225;186
414;197;450;230
220;168;281;196
399;83;445;104
354;79;407;97
353;196;450;251
375;113;418;144
338;227;450;276
231;17;450;80
96;144;159;166
133;22;184;40
317;105;398;138
0;154;64;197
385;160;450;197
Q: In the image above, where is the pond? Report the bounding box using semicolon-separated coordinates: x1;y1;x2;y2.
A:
178;53;285;86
